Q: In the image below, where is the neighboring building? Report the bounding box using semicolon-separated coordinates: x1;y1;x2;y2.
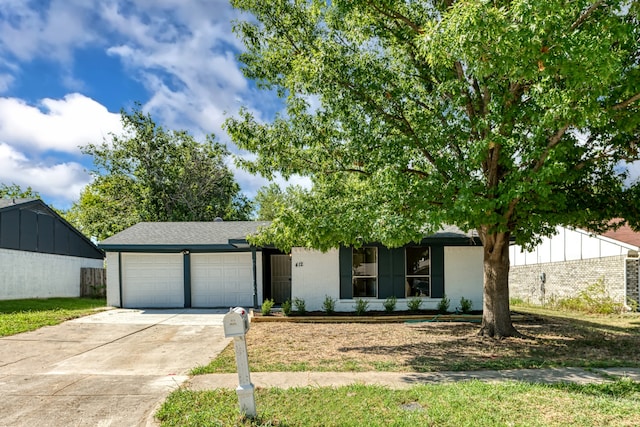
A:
509;225;640;307
0;199;104;300
99;222;484;311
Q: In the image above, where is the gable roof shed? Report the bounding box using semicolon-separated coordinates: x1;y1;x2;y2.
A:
0;198;103;259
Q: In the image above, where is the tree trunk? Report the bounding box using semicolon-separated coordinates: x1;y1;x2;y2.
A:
478;228;521;338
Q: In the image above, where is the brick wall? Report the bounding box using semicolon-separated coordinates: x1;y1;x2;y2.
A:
626;257;640;306
509;255;628;305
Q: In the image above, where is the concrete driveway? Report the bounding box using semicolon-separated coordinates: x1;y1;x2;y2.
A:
0;308;231;427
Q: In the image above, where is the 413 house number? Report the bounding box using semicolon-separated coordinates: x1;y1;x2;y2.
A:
295;262;304;267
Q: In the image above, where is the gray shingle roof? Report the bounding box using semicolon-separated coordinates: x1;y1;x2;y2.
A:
0;198;37;209
99;221;270;247
429;225;480;239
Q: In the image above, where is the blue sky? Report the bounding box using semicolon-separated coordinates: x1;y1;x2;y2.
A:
0;0;302;209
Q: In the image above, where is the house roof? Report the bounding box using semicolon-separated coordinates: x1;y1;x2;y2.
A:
0;198;38;209
0;198;103;259
99;221;480;253
98;221;271;252
601;223;640;248
428;225;479;240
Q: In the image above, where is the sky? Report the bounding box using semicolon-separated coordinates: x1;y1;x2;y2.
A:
0;0;304;209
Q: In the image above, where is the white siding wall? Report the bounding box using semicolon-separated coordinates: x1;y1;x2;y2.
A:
510;226;632;266
291;246;484;312
443;246;484;311
291;248;340;311
0;248;103;300
105;252;120;307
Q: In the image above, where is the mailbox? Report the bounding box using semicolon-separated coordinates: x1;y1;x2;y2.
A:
223;307;250;337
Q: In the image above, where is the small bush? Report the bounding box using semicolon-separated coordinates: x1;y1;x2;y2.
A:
261;298;275;316
437;294;450;314
553;279;623;314
383;296;397;313
281;299;292;316
626;297;639;312
407;297;423;312
322;295;336;314
459;297;473;314
293;297;307;315
354;298;369;315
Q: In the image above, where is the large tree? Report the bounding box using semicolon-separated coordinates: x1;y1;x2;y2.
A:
68;106;252;240
227;0;640;337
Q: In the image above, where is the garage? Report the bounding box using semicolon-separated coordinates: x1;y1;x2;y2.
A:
100;221;268;309
191;253;253;307
121;253;184;308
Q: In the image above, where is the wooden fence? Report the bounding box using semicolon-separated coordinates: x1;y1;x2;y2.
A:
80;267;106;298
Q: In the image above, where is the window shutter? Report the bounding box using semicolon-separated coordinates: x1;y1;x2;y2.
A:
431;245;445;298
339;246;353;299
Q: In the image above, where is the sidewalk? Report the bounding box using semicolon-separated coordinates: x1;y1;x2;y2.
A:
186;367;640;391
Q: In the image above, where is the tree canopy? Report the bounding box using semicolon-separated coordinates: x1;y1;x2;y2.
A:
0;183;40;200
227;0;640;337
68;106;252;240
254;183;305;221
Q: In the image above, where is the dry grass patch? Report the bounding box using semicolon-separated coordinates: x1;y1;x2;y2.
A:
193;309;640;374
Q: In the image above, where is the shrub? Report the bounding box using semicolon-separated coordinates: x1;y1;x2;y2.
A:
353;298;369;315
293;297;307;315
281;299;292;316
261;298;275;316
459;297;473;314
627;297;639;312
437;294;450;314
407;297;423;312
322;295;336;314
383;296;397;313
553;279;623;314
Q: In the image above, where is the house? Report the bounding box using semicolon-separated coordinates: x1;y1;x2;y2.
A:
509;224;640;307
99;221;484;311
0;198;105;300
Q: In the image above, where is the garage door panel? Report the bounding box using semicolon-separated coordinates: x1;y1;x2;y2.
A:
191;253;253;308
122;253;184;308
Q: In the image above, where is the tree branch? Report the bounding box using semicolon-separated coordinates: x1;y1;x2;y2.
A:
366;1;425;34
570;1;604;31
612;92;640;111
533;123;571;172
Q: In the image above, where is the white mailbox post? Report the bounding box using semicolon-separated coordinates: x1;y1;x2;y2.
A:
223;307;256;418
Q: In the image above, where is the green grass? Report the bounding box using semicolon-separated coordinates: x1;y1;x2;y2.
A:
157;379;640;426
0;298;107;336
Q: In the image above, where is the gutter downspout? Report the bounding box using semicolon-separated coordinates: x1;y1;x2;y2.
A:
252;247;258;309
118;252;123;308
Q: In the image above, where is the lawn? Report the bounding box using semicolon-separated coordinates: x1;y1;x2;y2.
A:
162;308;640;426
192;307;640;374
158;380;640;426
0;297;107;337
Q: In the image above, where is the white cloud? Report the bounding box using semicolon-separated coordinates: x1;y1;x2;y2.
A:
0;94;122;154
99;0;270;136
0;143;90;206
0;0;100;64
0;0;288;202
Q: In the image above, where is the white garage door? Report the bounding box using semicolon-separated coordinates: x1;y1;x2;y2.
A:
122;253;184;308
191;253;253;308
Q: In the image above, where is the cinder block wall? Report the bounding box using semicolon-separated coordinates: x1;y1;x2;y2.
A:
509;255;627;305
626;257;640;305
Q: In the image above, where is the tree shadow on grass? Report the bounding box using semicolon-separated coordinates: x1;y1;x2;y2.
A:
336;314;640;372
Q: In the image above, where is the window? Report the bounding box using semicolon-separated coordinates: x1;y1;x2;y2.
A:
406;246;430;297
352;247;377;297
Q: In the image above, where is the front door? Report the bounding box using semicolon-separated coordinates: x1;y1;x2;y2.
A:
270;254;291;303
